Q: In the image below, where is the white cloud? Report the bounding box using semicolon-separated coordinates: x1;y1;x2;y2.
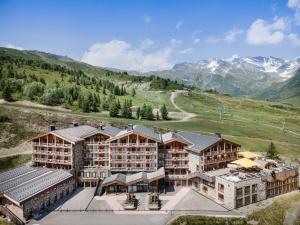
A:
140;38;154;49
295;10;300;25
4;44;23;50
143;15;152;23
287;0;300;26
205;36;221;43
287;0;300;9
170;38;182;45
205;28;243;44
224;28;243;43
176;21;183;29
180;48;194;54
192;38;201;45
288;33;300;46
246;17;287;45
81;39;173;72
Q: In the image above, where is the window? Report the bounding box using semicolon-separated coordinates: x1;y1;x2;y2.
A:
244;186;250;196
244;196;250;205
218;193;224;201
236;188;243;198
218;183;224;193
236;198;243;208
252;184;258;193
252;194;257;203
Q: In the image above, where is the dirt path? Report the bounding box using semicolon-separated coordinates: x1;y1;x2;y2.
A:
0;141;32;158
170;91;197;122
0;99;71;112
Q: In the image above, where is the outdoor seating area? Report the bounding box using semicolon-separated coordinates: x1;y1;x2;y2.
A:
148;193;161;210
123;193;138;210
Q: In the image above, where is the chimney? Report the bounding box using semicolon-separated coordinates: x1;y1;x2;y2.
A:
69;122;79;128
49;125;56;131
214;132;221;138
127;124;133;131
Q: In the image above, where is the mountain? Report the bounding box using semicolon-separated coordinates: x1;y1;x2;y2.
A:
145;56;300;97
256;68;300;106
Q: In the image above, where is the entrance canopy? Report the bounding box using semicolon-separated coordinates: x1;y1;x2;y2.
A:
101;167;165;187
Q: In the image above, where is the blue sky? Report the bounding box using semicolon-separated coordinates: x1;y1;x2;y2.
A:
0;0;300;72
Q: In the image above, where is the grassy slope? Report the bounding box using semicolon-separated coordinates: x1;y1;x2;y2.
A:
1;89;300;159
256;70;300;106
0;47;300;159
0;122;37;148
169;215;248;225
248;192;300;225
0;154;31;172
173;92;300;158
170;193;300;225
0;47;179;112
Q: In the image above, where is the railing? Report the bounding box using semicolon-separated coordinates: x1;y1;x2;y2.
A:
204;156;237;164
32;142;72;148
167;174;187;180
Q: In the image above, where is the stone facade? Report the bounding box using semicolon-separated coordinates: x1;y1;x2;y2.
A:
21;177;75;219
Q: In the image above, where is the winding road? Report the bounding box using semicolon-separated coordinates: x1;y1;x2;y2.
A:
170;91;197;122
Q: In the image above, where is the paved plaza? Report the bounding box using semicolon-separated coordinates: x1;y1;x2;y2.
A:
29;187;242;225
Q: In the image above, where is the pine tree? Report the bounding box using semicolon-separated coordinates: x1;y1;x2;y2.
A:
140;103;147;119
146;105;154;120
160;104;168;120
266;142;279;160
121;99;132;119
131;88;136;97
136;107;140;120
156;110;160;120
109;101;119;117
2;82;13;101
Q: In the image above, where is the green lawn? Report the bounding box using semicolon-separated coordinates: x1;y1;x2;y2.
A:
248;192;300;225
0;219;14;225
169;215;248;225
1;88;300;159
0;154;32;172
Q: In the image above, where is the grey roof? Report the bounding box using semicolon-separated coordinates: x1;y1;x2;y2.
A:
0;166;73;204
98;125;122;137
162;132;190;144
51;125;97;143
177;131;221;153
113;125;162;142
102;167;165;186
0;166;35;184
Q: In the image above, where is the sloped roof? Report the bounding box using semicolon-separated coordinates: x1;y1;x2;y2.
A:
238;151;259;159
112;125;162;142
177;131;221;153
101;167;165;187
231;158;258;168
51;125;97;143
162;132;190;144
82;125;122;138
0;166;73;204
101;125;122;137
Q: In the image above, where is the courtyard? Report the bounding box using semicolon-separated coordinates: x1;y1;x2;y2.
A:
29;187;241;225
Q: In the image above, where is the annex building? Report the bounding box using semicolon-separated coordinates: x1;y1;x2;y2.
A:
0;123;298;223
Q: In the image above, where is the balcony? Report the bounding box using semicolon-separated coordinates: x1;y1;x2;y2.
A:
32;142;72;148
167;174;187;180
204;156;237;164
165;164;189;169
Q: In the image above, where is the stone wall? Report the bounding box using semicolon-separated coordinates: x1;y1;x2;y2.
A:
21;177;75;219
